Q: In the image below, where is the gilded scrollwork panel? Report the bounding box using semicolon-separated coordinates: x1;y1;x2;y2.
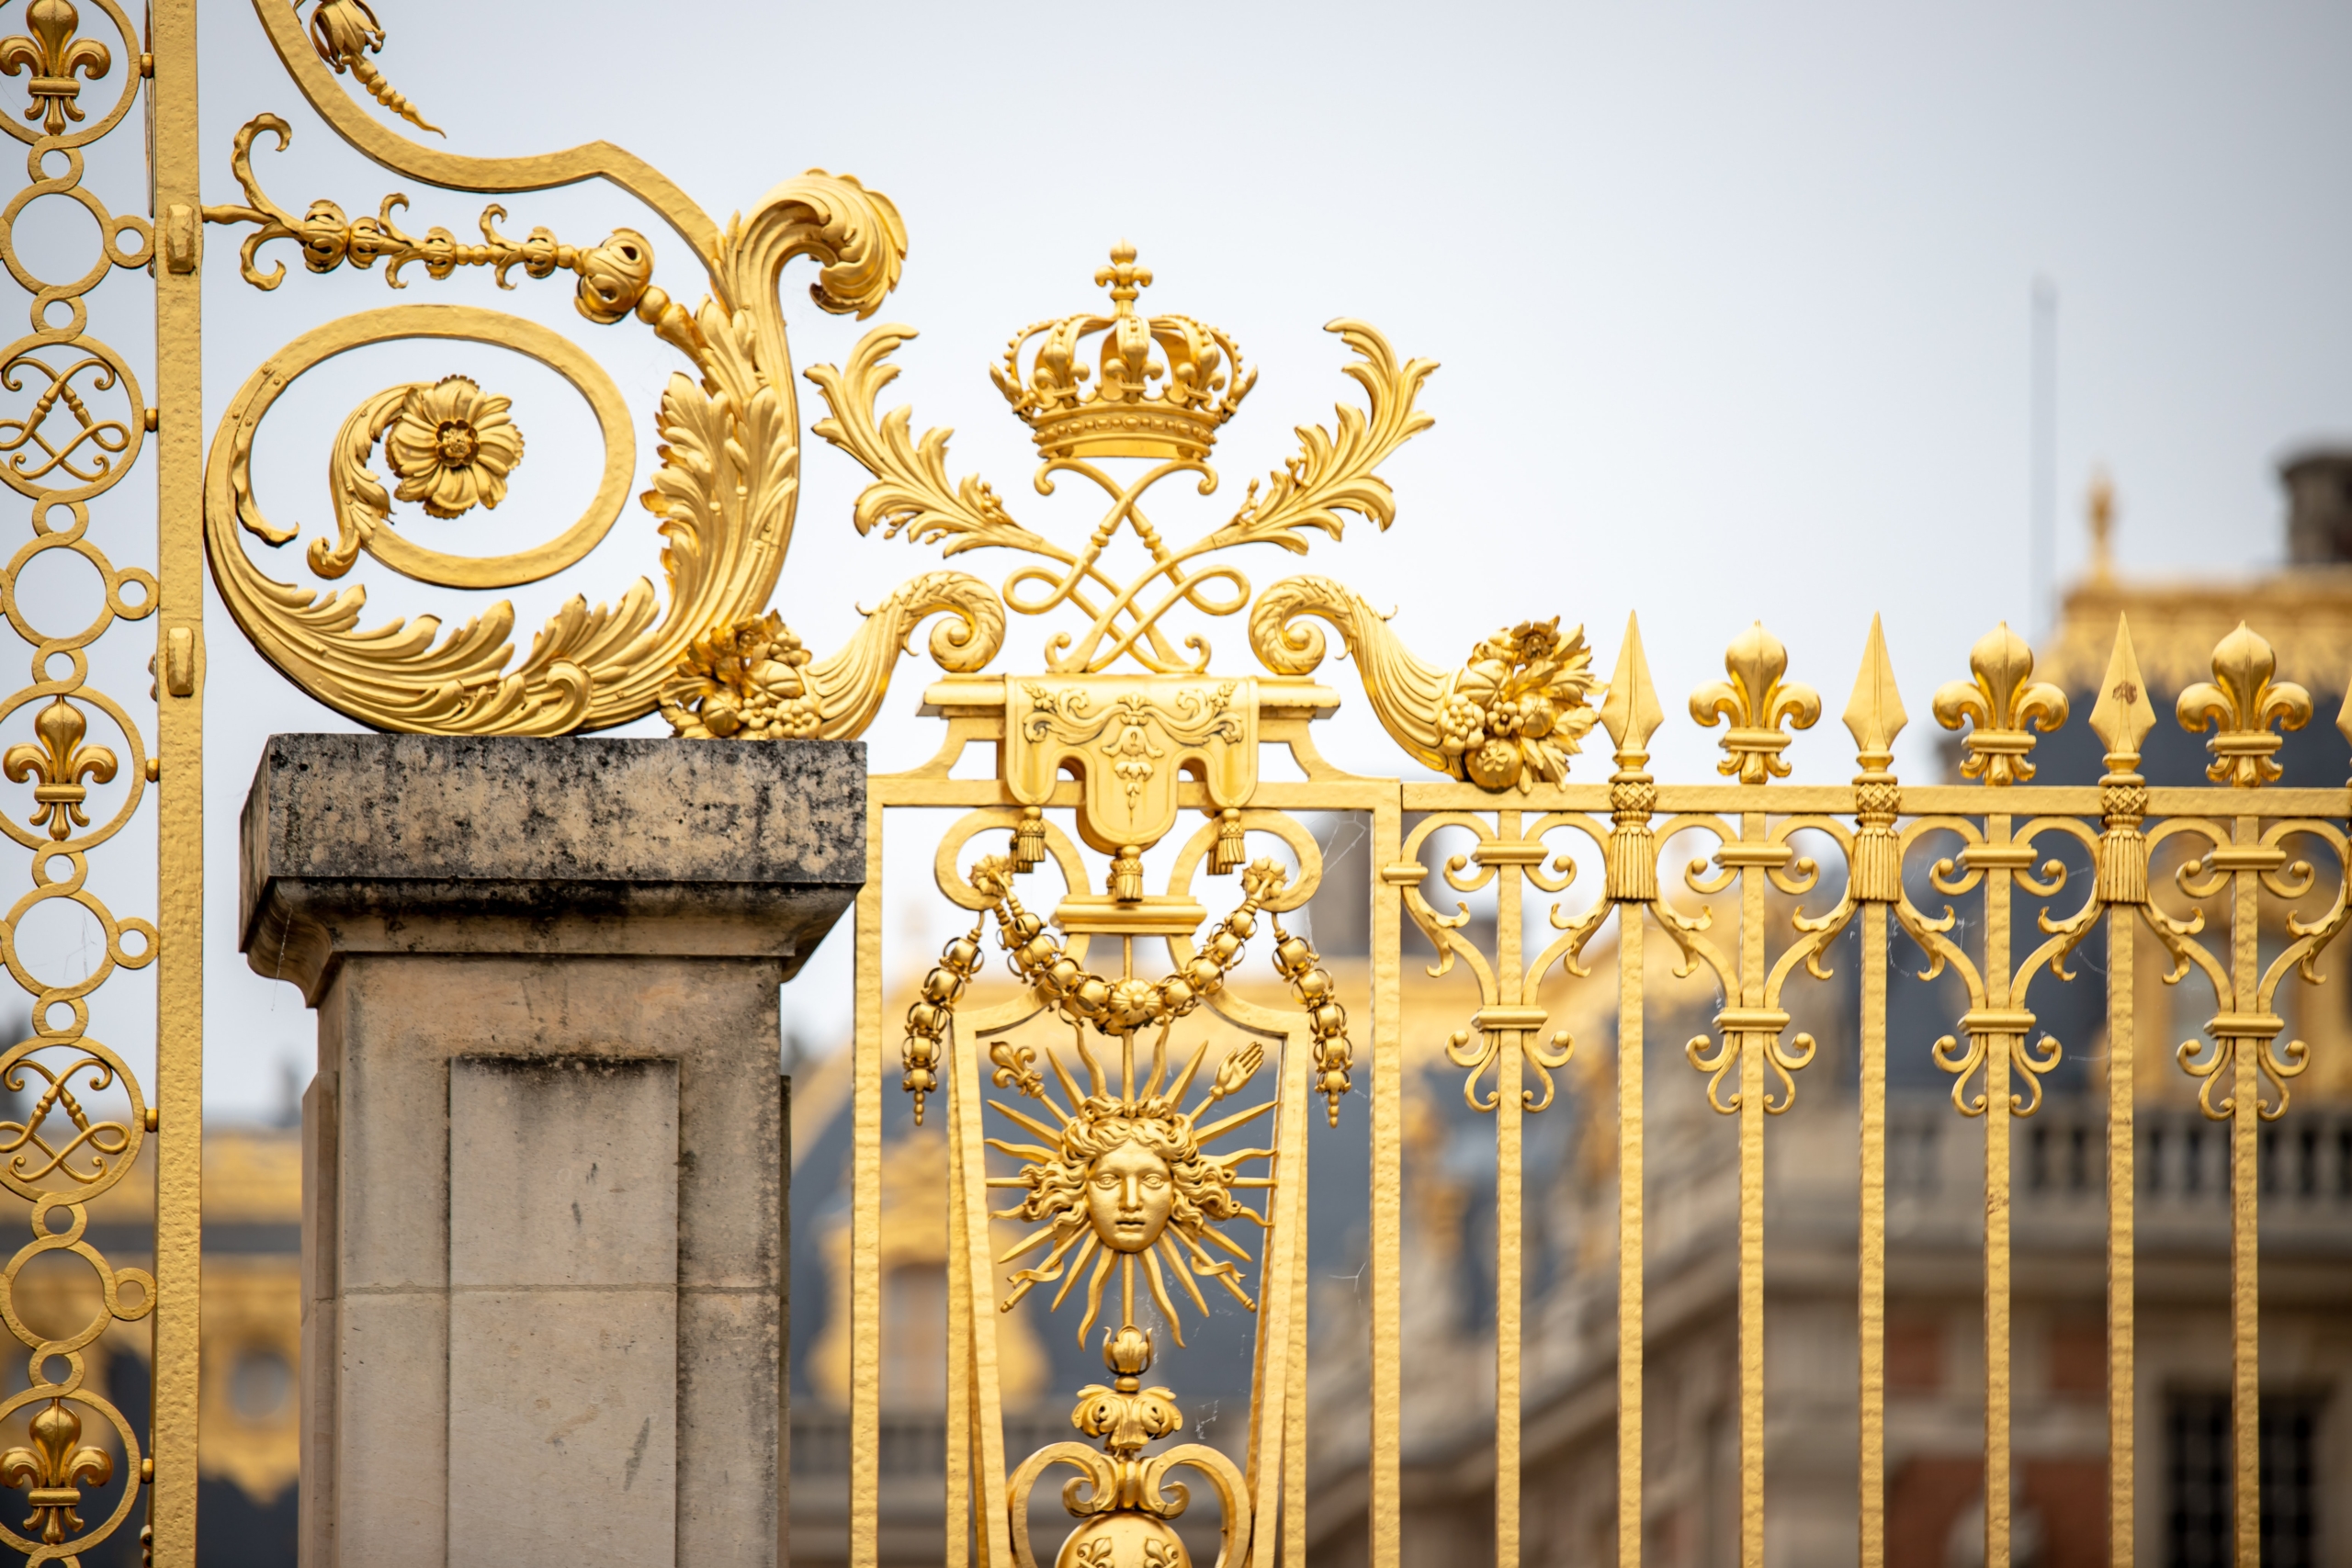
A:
0;0;171;1556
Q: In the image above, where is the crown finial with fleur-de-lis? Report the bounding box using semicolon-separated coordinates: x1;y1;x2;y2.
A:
1690;621;1820;784
1096;239;1149;305
2177;621;2310;787
990;243;1257;463
1931;622;2067;786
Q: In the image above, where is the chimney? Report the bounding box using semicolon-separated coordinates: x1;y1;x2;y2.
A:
2281;449;2352;563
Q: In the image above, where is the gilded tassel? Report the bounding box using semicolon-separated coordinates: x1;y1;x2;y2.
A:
1108;845;1146;903
1212;807;1246;874
2097;776;2149;905
1849;779;1902;904
1012;806;1046;871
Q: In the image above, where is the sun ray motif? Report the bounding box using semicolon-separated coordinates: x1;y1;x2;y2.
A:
1140;1246;1186;1346
985;1014;1277;1346
1079;1247;1117;1342
1049;1233;1103;1314
1157;1233;1209;1310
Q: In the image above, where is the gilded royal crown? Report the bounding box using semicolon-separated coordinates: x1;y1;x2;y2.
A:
990;243;1256;462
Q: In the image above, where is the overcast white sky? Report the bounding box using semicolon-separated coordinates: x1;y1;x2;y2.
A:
139;0;2352;1116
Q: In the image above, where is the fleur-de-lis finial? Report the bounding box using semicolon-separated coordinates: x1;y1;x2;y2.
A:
3;696;117;840
2177;622;2310;787
1930;623;2067;785
1690;621;1820;784
1;1398;111;1545
0;0;111;139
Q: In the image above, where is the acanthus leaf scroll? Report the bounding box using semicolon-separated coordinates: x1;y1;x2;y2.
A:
200;93;1001;735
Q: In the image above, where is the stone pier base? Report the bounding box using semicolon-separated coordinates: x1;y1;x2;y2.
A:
241;734;862;1568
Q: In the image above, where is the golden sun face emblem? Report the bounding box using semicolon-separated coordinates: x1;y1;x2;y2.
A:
989;1032;1273;1348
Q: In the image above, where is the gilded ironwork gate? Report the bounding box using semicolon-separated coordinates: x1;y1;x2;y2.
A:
0;0;199;1560
3;4;2341;1566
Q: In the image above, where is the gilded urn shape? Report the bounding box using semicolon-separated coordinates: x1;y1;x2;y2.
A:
1054;1328;1193;1568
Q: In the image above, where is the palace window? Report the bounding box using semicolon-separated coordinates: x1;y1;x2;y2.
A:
2165;1390;2323;1568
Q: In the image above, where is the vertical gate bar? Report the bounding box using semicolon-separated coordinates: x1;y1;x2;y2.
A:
1984;1036;2012;1568
1617;910;1644;1568
1843;615;1905;1568
948;1013;1013;1568
1598;613;1661;1568
1284;1125;1310;1568
1736;1035;1764;1568
1372;796;1407;1568
782;1077;794;1568
1737;812;1767;1568
2106;908;2134;1568
150;0;204;1559
851;805;886;1568
1983;819;2014;1568
1494;812;1525;1567
1858;903;1887;1568
946;1070;972;1568
2089;613;2151;1568
1247;1021;1315;1568
2230;819;2260;1568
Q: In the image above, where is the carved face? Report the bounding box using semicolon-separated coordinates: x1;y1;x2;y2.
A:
1086;1137;1174;1254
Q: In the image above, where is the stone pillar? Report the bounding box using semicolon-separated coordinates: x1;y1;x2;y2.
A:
243;735;862;1568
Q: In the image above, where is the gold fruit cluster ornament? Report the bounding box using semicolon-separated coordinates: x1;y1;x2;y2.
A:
659;612;820;740
1436;617;1601;792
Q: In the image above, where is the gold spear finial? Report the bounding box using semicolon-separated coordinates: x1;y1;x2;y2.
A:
2086;614;2155;770
1841;614;1907;770
1600;612;1663;764
2090;615;2157;903
1600;612;1664;902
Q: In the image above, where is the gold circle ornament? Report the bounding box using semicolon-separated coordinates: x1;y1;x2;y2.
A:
212;305;628;592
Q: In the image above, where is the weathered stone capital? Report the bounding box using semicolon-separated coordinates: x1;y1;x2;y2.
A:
240;733;865;1004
